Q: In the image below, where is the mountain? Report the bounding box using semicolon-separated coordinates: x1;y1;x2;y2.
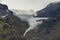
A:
0;3;29;40
0;2;60;40
33;2;60;40
35;2;60;32
36;2;60;18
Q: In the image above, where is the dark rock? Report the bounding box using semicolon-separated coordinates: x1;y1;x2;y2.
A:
0;3;8;10
0;34;6;38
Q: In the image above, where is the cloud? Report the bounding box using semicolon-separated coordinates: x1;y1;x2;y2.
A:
0;0;2;2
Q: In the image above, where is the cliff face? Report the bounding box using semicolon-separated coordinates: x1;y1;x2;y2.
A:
0;2;60;40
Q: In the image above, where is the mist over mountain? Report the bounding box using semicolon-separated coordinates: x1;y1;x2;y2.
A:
10;9;36;15
0;2;60;40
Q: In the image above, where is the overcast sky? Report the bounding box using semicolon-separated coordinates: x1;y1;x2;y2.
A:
0;0;60;12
